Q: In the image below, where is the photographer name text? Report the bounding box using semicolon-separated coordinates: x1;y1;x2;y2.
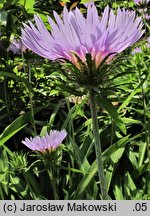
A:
3;202;117;213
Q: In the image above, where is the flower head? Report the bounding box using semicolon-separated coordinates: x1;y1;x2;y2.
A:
21;4;144;68
8;38;26;54
132;47;142;54
21;130;67;152
138;8;150;20
134;0;150;4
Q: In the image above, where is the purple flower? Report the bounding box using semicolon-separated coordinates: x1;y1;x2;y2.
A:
138;8;150;20
8;39;26;54
21;130;67;152
144;14;150;20
134;0;150;4
21;4;144;68
132;47;142;54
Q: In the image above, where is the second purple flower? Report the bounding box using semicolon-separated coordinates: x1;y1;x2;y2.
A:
22;130;67;152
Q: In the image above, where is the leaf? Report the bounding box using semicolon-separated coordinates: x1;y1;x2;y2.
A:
0;149;9;199
23;171;43;198
128;150;138;170
40;99;65;136
97;94;126;134
0;71;33;93
138;141;148;167
0;0;6;9
56;83;84;96
0;123;27;147
105;147;125;192
113;184;124;200
118;88;140;112
0;10;7;26
0;0;15;10
68;136;91;173
103;135;130;162
118;73;149;112
17;0;35;13
122;118;142;125
9;175;31;199
0;106;47;147
124;172;137;199
73;159;98;199
73;135;130;198
135;163;150;177
81;0;96;3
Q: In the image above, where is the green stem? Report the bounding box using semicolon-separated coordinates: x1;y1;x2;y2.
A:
66;98;75;141
23;173;37;199
28;63;37;135
24;0;27;7
89;89;109;199
21;51;37;134
110;117;114;146
47;168;59;200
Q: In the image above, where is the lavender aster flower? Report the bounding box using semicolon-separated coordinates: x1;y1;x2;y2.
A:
21;4;144;68
138;8;150;20
132;47;142;54
22;130;67;152
8;39;26;54
134;0;150;4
